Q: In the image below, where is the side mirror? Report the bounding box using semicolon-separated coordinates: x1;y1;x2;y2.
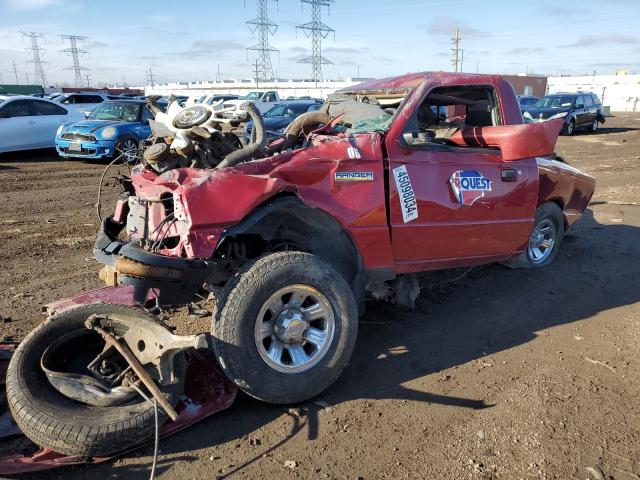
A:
575;103;584;109
402;131;432;147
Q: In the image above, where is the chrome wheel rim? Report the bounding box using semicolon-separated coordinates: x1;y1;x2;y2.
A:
527;218;556;264
255;284;335;374
592;120;598;131
121;139;138;162
567;121;574;134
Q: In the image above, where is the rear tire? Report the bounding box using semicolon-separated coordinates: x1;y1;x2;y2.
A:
7;304;184;457
212;252;358;404
589;119;599;133
502;203;564;269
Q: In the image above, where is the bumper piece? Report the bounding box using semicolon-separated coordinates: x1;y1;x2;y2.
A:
94;217;212;306
55;140;115;159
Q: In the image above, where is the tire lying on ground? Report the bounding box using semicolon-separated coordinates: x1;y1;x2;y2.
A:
502;202;565;269
213;251;358;404
6;304;185;457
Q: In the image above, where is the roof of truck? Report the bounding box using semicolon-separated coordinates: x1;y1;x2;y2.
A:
340;71;507;93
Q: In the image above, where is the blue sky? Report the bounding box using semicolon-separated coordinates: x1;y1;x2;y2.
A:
1;0;639;86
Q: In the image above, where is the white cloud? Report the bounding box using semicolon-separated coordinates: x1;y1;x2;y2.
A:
3;0;62;9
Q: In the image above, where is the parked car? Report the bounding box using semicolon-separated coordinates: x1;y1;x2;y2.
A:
222;90;282;125
55;99;152;160
56;92;115;116
523;92;604;135
0;95;84;153
516;95;539;113
242;100;322;144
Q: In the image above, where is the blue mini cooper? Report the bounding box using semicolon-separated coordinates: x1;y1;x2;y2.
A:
55;99;153;160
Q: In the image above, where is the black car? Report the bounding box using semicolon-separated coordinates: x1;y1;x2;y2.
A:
516;95;539;113
523;92;604;135
243;100;322;144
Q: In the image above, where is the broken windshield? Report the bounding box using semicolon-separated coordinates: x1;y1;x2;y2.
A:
326;93;399;134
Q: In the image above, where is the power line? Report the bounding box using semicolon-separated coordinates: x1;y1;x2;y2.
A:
245;0;279;80
297;0;335;82
12;61;19;85
60;34;89;87
253;59;261;88
21;31;48;87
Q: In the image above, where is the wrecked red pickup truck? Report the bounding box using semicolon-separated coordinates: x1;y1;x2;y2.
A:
6;72;595;458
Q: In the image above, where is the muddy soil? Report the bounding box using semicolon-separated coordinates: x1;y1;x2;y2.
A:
1;114;639;479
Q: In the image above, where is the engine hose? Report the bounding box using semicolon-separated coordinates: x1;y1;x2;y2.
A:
216;102;266;170
280;110;331;151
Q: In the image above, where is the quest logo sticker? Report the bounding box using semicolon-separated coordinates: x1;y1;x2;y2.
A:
334;171;374;182
449;170;492;206
392;165;418;223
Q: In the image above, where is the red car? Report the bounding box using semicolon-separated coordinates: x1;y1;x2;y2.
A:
8;72;595;457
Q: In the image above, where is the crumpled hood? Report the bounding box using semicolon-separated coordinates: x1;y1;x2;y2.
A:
127;132;384;259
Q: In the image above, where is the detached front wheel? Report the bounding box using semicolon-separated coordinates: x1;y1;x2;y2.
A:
213;252;358;404
6;304;184;457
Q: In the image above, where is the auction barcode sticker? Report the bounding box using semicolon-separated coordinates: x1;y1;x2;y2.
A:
392;165;418;223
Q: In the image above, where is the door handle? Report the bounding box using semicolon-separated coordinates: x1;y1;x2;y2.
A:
501;169;518;182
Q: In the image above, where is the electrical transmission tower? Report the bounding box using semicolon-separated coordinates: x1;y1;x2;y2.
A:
60;35;89;87
246;0;279;80
451;28;461;73
21;32;48;86
297;0;335;82
146;67;156;86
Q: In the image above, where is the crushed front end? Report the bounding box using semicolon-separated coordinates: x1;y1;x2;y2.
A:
94;169;216;307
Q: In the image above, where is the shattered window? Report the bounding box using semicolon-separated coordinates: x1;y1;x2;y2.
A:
326;93;397;134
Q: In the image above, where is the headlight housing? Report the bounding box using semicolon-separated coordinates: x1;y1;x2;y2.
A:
523;111;532;119
548;111;568;120
101;126;117;139
56;124;65;136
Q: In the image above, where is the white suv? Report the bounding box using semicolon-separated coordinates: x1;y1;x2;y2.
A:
57;92;117;115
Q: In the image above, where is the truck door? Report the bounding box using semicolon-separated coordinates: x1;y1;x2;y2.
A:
385;85;538;272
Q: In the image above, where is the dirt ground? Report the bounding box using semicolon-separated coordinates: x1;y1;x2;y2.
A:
1;114;639;479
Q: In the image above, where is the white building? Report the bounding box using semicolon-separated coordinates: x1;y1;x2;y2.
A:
145;78;366;100
547;74;640;112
